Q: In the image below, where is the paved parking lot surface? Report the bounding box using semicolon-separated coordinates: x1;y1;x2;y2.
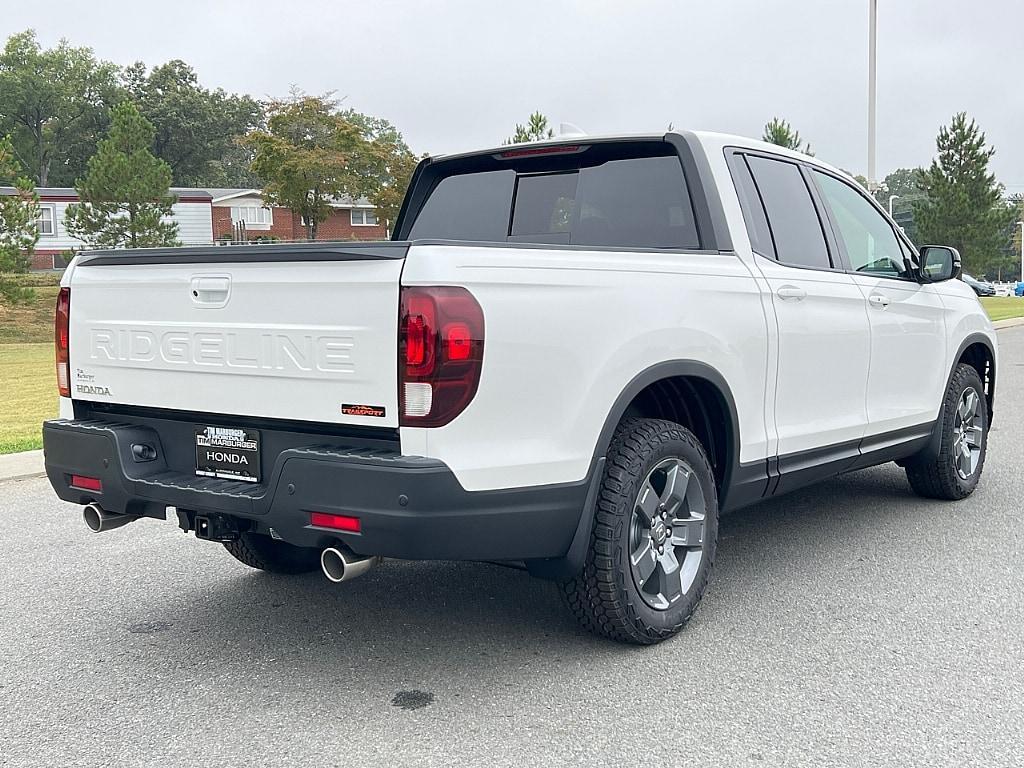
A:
3;330;1023;767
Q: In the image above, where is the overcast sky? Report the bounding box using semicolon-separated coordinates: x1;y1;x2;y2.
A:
4;0;1022;192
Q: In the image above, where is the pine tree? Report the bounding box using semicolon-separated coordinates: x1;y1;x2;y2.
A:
0;133;39;304
505;112;555;144
762;117;813;156
65;102;179;249
913;113;1014;276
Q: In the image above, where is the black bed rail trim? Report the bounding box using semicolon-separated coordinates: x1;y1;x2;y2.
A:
75;241;410;267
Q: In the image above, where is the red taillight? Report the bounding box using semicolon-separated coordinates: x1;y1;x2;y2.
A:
398;286;484;427
55;287;71;397
310;512;361;532
71;474;102;492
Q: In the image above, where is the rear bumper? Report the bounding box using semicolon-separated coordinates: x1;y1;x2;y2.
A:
43;418;593;563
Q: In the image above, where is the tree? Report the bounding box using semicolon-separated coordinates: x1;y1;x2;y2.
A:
242;92;380;240
505;111;554;144
913;113;1015;276
873;167;924;210
0;30;123;187
65;102;179;248
342;109;419;232
125;59;263;186
0;134;39;303
762;117;813;155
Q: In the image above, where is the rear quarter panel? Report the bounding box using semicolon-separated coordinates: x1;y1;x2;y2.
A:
400;243;770;491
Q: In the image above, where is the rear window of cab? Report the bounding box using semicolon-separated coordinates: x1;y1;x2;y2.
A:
405;142;700;250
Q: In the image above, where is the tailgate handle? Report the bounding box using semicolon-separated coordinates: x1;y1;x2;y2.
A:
191;276;231;306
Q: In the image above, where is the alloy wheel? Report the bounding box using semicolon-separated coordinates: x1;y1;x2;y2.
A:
952;386;984;481
628;457;706;610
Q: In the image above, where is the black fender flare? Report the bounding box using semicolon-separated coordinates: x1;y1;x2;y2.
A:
921;332;997;458
527;360;744;581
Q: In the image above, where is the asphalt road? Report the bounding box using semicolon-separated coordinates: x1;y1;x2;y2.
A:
3;330;1024;768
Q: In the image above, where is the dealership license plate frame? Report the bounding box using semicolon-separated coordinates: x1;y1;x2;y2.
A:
194;425;261;483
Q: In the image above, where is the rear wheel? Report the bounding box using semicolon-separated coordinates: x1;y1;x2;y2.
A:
223;533;321;574
905;364;988;500
561;418;718;645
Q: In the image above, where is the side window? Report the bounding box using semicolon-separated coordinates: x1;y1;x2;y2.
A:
728;154;775;259
812;171;908;277
745;155;832;270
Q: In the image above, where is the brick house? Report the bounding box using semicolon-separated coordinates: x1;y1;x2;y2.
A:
1;185;386;270
1;186;215;270
208;189;388;242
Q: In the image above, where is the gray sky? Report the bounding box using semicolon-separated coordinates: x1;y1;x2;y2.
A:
5;0;1022;192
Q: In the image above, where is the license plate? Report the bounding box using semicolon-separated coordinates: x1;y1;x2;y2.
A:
195;426;260;483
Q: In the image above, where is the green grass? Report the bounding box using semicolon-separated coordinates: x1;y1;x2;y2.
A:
0;343;57;454
0;285;59;344
980;296;1024;322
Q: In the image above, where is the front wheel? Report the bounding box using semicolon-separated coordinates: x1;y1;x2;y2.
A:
561;418;718;645
905;364;989;500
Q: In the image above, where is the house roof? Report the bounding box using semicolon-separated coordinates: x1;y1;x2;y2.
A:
201;188;375;208
0;186;213;201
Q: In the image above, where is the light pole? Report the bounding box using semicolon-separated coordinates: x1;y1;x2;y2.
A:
867;0;878;190
1017;221;1023;283
888;194;899;217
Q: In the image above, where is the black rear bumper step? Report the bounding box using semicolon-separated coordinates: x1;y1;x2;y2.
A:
43;418;593;564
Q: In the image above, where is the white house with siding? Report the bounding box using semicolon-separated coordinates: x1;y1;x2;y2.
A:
0;187;214;270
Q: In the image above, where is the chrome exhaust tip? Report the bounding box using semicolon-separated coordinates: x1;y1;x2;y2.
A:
83;503;136;533
321;546;380;583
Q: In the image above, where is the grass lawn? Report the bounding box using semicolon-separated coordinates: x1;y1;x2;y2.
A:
0;343;57;454
979;296;1024;322
0;285;59;344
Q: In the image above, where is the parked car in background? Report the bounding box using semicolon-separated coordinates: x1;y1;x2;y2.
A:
1015;282;1024;297
962;273;996;296
993;282;1015;297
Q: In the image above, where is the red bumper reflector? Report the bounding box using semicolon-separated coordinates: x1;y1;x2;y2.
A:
71;475;102;492
310;512;361;532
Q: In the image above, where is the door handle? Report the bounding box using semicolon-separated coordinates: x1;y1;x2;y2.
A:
868;293;890;309
190;276;231;306
776;285;807;301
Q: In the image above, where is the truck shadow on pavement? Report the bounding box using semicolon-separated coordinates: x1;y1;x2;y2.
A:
117;463;942;668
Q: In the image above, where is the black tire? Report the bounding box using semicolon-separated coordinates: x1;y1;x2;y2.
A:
223;533;322;574
905;363;988;500
560;418;718;645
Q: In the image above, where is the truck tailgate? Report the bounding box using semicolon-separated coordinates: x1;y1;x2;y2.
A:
67;247;406;428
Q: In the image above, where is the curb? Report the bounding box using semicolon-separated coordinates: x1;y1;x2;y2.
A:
993;317;1024;331
0;449;45;484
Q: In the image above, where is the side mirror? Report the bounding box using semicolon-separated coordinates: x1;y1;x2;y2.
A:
919;245;962;283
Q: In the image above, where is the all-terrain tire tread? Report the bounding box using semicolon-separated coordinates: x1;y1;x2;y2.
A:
223;533;321;574
560;418;717;645
905;364;987;501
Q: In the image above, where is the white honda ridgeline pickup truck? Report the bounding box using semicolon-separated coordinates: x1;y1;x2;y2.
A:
45;131;996;644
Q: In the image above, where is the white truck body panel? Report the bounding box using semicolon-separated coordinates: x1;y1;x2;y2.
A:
400;243;771;491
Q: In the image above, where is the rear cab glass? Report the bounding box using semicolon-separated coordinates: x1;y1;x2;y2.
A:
403;142;701;250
